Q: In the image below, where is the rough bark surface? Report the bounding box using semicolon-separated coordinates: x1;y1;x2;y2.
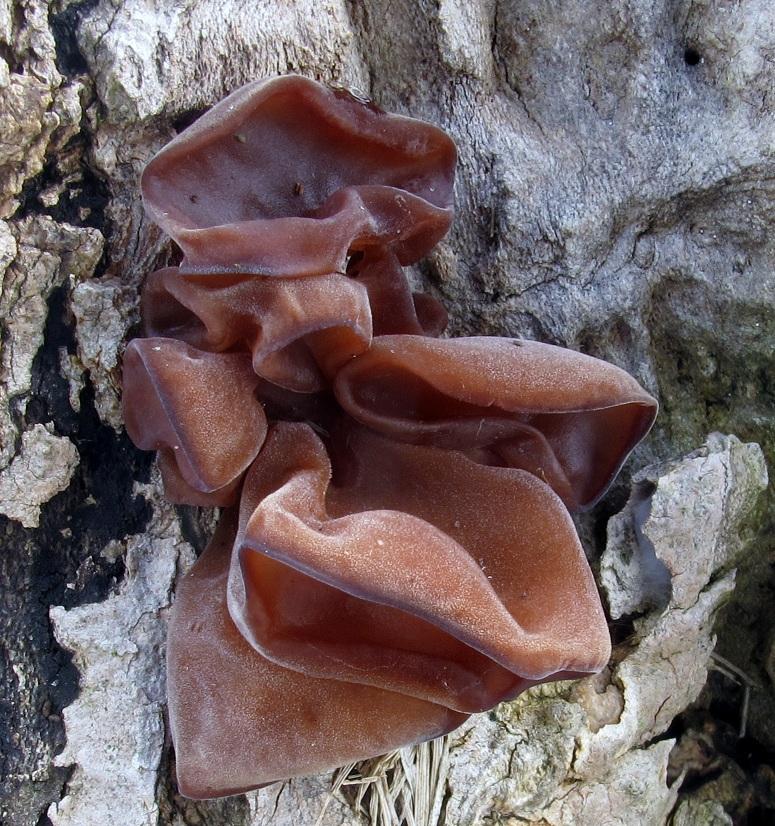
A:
1;1;773;825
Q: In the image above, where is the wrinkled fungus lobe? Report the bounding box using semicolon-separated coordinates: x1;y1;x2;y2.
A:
123;75;658;799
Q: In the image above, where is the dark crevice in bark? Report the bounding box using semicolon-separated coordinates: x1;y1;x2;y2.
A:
49;0;101;79
13;1;111;234
0;285;153;825
13;126;111;233
174;505;217;558
14;151;111;232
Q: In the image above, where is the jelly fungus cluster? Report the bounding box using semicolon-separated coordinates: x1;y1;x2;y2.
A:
122;75;657;799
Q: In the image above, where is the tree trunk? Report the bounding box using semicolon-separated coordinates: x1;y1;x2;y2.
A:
1;1;773;824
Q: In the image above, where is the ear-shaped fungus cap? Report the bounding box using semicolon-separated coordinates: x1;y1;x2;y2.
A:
334;335;658;510
142;267;373;392
224;423;610;715
168;509;467;799
121;338;267;505
141;76;457;276
168;421;610;796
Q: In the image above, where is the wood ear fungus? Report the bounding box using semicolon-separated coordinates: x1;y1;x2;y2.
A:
123;75;657;799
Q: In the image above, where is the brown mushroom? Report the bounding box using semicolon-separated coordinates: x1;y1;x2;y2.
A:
169;508;467;799
346;247;448;336
120;74;658;801
334;335;658;510
169;420;611;796
228;421;611;708
122;337;267;505
142;267;372;392
141;75;456;277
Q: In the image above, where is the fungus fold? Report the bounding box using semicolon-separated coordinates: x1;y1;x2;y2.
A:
141;75;456;276
123;74;658;799
334;335;657;510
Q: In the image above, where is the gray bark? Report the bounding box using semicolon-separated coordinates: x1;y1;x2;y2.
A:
1;1;773;824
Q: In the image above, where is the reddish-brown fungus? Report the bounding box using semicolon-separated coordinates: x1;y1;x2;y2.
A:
141;75;456;276
334;335;657;510
122;338;267;505
228;423;610;714
142;267;373;392
122;74;658;800
346;247;448;336
169;510;467;800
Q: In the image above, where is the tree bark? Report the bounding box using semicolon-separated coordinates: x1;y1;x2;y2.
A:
1;1;773;824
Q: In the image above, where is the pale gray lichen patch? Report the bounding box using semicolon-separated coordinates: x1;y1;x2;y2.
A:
0;423;79;528
48;482;195;826
540;741;678;826
575;573;735;779
245;774;360;826
58;347;86;414
0;74;60;218
70;277;139;430
0;0;83;218
443;689;587;823
571;436;767;782
0;217;103;468
602;434;768;618
672;798;734;826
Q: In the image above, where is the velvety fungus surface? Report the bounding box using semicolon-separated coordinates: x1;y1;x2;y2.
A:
122;74;658;799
